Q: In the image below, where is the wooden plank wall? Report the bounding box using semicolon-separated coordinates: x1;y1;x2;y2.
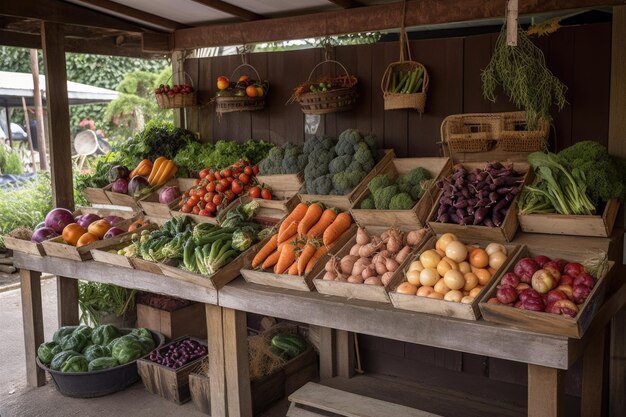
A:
183;22;611;155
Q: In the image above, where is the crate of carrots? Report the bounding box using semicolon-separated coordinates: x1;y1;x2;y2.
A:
240;200;357;292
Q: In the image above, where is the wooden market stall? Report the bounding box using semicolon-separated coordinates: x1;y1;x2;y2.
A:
2;1;626;417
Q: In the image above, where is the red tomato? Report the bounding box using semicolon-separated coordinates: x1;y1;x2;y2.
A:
224;190;235;202
188;188;197;197
238;173;250;185
206;182;216;192
188;196;200;206
214;171;222;180
231;180;244;194
199;209;210;216
226;176;234;183
206;173;215;182
199;168;211;179
200;178;208;186
196;188;207;197
261;188;272;200
222;168;232;178
241;160;250;166
206;202;217;213
244;166;253;176
193;178;201;186
213;194;223;205
192;206;200;215
249;186;261;199
203;193;213;202
216;183;226;193
180;204;192;213
252;165;259;175
220;178;230;187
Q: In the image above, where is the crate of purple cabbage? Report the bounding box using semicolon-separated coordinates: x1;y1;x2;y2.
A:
428;161;533;242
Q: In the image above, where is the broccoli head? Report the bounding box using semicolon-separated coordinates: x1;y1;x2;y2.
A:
281;145;307;174
368;174;390;194
354;142;375;166
363;133;378;149
402;167;432;186
335;129;362;156
304;149;334;180
310;174;333;195
360;197;375;209
329;155;353;174
258;147;285;175
373;185;399;210
389;193;415;210
332;171;366;195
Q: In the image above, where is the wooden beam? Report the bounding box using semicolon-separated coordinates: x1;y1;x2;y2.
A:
609;5;626;158
189;0;264;21
223;308;253;417
72;0;185;32
527;365;565;417
20;269;45;387
327;0;365;8
175;0;626;49
206;305;227;417
0;0;151;33
57;277;79;326
40;21;74;210
141;32;172;53
581;325;606;417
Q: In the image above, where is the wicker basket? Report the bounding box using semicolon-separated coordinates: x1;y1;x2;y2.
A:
381;30;429;112
214;63;267;114
441;114;501;153
497;112;549;152
295;60;358;115
155;73;196;109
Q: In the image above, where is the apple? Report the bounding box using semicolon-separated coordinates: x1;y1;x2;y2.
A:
500;272;520;288
497;285;517;304
515;300;523;308
531;269;556;294
559;275;574;286
556;284;573;300
542;260;562;281
519;288;541;302
216;76;230;90
545;289;568;305
572;284;592;304
514;258;540;284
515;283;531;293
564;262;586;277
574;273;595;289
520;297;545;311
546;299;579;317
534;255;551;267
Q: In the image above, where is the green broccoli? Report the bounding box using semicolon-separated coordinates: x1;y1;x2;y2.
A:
332;171;366;194
258;147;286;175
329;155;353;174
368;174;390;194
312;175;333;195
354;142;375;171
373;185;399;210
360;197;375;209
401;167;432;187
363;133;378;149
281;145;307;173
304;149;334;180
389;193;415;210
335;129;362;156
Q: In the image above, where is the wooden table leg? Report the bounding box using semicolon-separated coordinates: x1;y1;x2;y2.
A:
335;330;355;378
528;364;564;417
20;269;45;387
57;276;78;326
582;325;607;417
610;306;626;417
318;326;335;380
206;304;227;417
223;308;252;417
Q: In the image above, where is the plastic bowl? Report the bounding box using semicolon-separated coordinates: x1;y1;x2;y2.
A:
37;328;165;398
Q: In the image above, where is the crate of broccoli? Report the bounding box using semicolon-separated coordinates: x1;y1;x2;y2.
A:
351;157;452;228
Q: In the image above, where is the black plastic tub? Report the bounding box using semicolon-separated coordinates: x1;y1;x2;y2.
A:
37;328;165;398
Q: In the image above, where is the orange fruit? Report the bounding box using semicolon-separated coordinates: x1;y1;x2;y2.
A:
76;232;98;247
469;248;489;268
88;219;111;239
62;223;86;246
238;75;250;82
245;85;258;98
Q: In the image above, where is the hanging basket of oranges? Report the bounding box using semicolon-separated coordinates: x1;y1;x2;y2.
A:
213;63;269;114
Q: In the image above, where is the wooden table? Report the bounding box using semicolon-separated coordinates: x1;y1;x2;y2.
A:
14;252;626;417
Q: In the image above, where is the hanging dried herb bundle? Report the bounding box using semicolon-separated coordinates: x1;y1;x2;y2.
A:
482;26;567;130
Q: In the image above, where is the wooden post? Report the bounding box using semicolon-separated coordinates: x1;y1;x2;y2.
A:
335;330;355;378
527;365;564;417
40;22;73;210
21;97;38;171
506;0;518;46
610;309;626;417
319;327;335;380
3;105;12;148
20;269;45;387
30;48;48;170
206;305;227;417
171;51;185;128
57;277;79;326
581;326;607;417
223;308;252;417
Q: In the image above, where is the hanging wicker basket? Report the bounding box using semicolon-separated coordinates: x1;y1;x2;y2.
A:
497;111;549;152
155;73;196;109
292;59;358;115
381;30;429;112
214;63;267;114
441;113;502;153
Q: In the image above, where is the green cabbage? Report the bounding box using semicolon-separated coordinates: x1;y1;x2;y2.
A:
50;350;81;371
111;337;143;364
52;326;76;343
130;328;152;339
60;332;88;353
136;336;156;356
88;357;119;372
61;355;89;373
73;325;93;339
37;342;61;365
91;324;120;346
83;345;111;362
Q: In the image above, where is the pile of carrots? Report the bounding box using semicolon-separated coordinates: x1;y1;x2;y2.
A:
251;202;353;276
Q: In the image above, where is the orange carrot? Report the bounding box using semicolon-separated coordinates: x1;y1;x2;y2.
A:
297;242;318;275
305;245;329;273
323;212;353;246
275;241;298;274
287;262;299;275
278;221;298;243
297;203;324;237
278;203;309;236
262;249;281;270
306;208;338;239
252;234;278;268
278;233;298;251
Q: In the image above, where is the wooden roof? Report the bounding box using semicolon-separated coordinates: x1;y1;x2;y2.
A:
0;0;624;57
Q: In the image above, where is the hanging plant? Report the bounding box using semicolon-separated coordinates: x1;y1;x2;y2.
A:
481;25;567;130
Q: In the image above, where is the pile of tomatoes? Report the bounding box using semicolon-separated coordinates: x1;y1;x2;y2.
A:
178;159;272;217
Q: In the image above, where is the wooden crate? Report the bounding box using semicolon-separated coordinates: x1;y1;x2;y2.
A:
389;236;520;320
130;257;166;275
137;336;207;404
479;246;613;338
138;178;195;218
427;162;532;242
312;225;430;303
518;198;620;238
3;236;45;256
168;209;219;225
137;303;207;340
351;157;452;228
90;241;135;269
81;187;111;205
256;172;304;200
298;149;395;211
241;224;357;292
190;346;317;415
103;183;142;209
217;195;298;226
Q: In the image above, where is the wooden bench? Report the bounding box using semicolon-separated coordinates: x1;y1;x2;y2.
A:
287;382;442;417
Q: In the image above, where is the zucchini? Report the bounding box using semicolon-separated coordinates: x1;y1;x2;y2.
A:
271;334;307;359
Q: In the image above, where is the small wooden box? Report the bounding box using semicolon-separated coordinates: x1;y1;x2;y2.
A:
3;236;45;256
389;236;519;320
103;183;142;208
190;346;317;415
137;336;207;404
90;241;135;269
81;187;111;205
518;198;620;238
312;225;429;303
137;303;207;340
139;178;195;218
255;172;304;200
130;257;166;275
241;224;356;292
427;162;532;242
479;246;613;338
351;157;452;228
298;149;395;211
